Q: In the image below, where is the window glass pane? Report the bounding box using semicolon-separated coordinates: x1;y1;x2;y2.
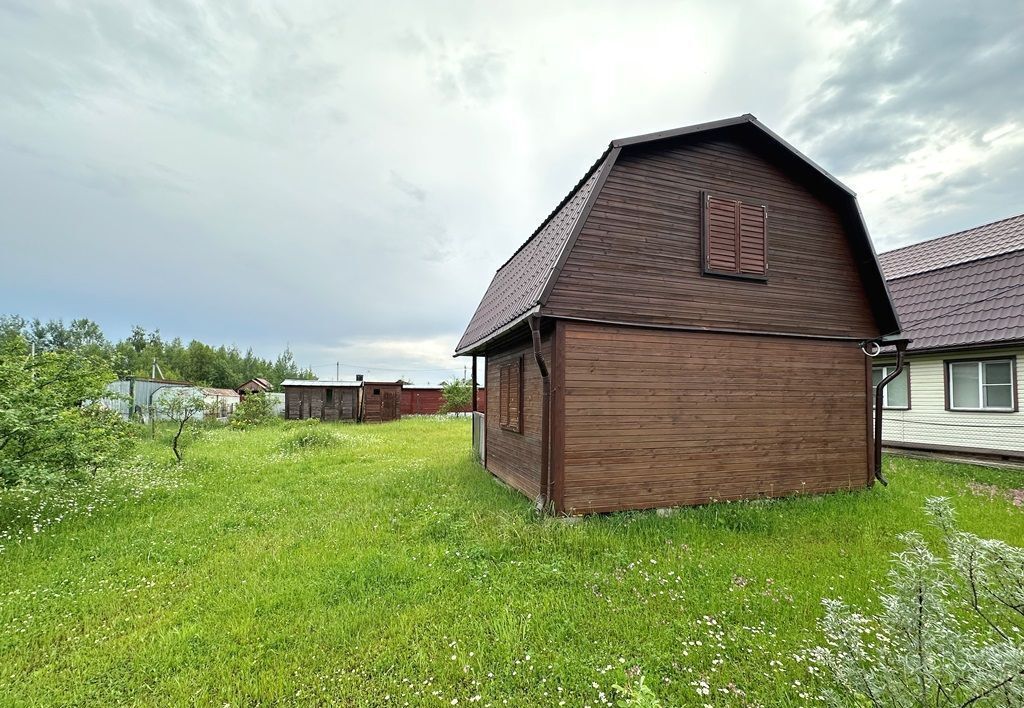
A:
950;362;980;409
984;384;1013;409
872;367;884;388
983;361;1012;386
887;369;908;408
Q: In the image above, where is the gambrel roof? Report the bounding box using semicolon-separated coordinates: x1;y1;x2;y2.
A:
455;114;900;355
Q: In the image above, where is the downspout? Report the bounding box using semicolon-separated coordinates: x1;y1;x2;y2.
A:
529;315;552;512
868;338;910;486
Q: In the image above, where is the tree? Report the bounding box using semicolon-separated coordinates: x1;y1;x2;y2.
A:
231;392;277;429
157;389;206;463
439;378;473;415
810;497;1024;706
0;334;134;486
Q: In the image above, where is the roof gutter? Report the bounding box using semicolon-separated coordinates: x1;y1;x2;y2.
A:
866;337;912;485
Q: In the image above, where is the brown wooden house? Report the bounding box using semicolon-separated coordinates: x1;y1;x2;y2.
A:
361;381;403;423
282;380;361;422
456;115;902;515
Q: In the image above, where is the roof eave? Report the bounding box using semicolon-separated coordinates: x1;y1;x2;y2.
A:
454;306;540;357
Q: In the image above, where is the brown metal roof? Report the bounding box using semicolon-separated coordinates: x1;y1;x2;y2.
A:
456;114;900;355
455;156;609;352
879;212;1024;279
881;213;1024;352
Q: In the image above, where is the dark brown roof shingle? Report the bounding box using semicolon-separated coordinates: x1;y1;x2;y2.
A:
455;158;607;352
881;212;1024;352
879;212;1024;279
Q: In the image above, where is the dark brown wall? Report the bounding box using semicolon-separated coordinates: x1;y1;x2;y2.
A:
284;386;359;421
558;322;871;514
363;383;403;423
485;334;550;500
544;137;880;339
401;388;487;415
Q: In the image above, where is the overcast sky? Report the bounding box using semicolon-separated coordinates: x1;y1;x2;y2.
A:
2;0;1022;382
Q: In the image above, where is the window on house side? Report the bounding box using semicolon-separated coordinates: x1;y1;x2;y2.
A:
325;388;333;404
948;359;1016;411
702;193;768;279
872;365;909;409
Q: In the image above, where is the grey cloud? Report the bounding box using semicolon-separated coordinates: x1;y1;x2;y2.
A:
390;171;427;202
789;0;1024;174
2;0;1021;371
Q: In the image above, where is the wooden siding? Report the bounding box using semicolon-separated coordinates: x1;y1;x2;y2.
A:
284;386;359;422
401;388;487;415
363;383;403;423
558;322;871;514
484;334;550;500
878;347;1024;456
544;137;880;339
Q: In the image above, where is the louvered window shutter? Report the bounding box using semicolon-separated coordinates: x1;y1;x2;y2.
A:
508;359;521;433
703;193;767;278
499;365;510;428
498;359;523;433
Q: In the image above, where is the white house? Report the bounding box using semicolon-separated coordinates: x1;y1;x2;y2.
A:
876;212;1024;461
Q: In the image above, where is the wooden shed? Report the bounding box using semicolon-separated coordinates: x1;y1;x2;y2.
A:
401;385;487;415
281;379;361;422
361;381;403;423
456;114;903;515
237;377;272;396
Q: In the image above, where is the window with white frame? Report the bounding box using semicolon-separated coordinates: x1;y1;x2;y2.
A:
947;359;1016;412
872;365;909;409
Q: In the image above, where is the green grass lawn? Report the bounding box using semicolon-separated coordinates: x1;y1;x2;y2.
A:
2;418;1023;707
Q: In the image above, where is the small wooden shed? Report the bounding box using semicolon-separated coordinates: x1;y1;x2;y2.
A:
281;379;361;422
237;378;272;396
361;381;403;423
456;114;903;515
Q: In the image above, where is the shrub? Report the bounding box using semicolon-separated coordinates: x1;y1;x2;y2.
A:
439;377;473;415
0;339;135;486
810;497;1024;706
276;421;339;453
231;393;277;429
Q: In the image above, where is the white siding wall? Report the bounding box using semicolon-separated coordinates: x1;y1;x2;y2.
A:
876;347;1024;455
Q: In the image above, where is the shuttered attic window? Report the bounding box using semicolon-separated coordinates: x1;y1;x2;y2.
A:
499;358;523;433
702;192;768;279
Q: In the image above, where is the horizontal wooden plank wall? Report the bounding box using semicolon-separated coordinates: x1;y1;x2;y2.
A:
544;137;880;339
401;388;488;415
485;334;550;500
559;323;870;513
283;387;359;421
363;383;403;423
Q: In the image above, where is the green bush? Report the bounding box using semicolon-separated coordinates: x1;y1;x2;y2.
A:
276;421;340;453
231;393;277;429
0;337;135;486
439;377;473;415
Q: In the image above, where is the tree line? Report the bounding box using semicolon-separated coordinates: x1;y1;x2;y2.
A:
0;315;314;390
